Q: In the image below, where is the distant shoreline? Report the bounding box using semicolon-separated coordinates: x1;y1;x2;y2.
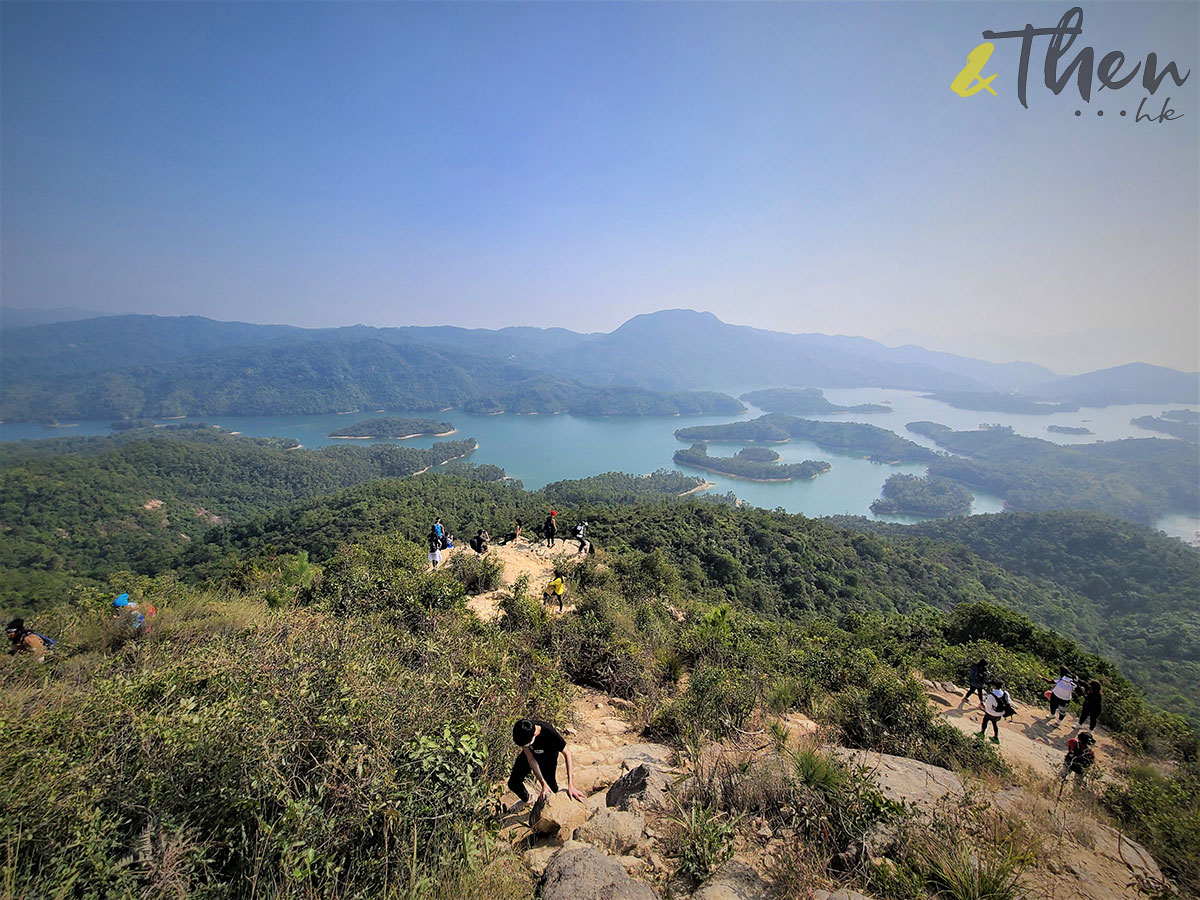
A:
329;428;458;440
678;462;825;483
678;480;717;496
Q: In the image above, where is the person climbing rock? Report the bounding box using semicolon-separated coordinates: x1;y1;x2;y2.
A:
1078;679;1102;731
469;529;491;554
574;520;588;554
499;519;523;546
977;679;1014;744
960;657;990;705
1045;667;1077;724
505;717;584;813
1060;731;1096;786
543;575;566;612
6;618;51;662
543;511;558;548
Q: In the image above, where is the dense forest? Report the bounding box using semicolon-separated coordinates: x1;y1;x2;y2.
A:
673;444;830;481
676;414;939;463
905;422;1200;524
869;474;973;517
1046;424;1092;435
0;430;478;598
0;336;744;421
734;446;781;462
831;510;1200;721
739;388;889;415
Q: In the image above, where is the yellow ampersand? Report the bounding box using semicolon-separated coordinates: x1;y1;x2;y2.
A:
951;42;998;96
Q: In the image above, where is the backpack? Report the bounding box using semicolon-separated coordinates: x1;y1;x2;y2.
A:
34;633;57;648
998;691;1017;718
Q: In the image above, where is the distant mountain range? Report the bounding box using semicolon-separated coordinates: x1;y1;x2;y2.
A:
1;309;1196;421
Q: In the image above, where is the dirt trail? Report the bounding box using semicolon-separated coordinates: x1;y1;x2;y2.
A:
459;539;589;621
923;680;1131;783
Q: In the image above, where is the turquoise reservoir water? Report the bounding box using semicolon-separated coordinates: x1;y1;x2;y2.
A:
3;388;1197;538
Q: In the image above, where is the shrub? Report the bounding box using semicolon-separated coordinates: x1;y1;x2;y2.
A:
665;801;736;883
445;551;505;595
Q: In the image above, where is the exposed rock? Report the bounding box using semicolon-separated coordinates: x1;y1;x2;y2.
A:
524;844;559;877
607;763;674;810
829;748;964;806
541;846;657;900
618;743;676;769
575;763;625;795
576;808;646;855
530;792;592;841
692;858;769;900
609;697;636;711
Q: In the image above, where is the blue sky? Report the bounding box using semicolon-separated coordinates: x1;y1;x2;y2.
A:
2;2;1196;371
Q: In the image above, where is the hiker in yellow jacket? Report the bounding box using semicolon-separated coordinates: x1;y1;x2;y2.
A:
543;576;566;612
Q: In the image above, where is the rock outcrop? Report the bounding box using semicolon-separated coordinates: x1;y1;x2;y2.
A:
541;845;657;900
692;858;770;900
530;792;592;841
606;763;674;811
576;808;646;855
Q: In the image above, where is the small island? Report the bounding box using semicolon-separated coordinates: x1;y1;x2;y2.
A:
870;473;974;517
740;387;890;415
329;417;455;439
678;414;938;463
674;443;830;482
1047;425;1094;435
735;446;781;462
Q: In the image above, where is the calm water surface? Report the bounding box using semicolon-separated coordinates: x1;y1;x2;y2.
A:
3;388;1197;540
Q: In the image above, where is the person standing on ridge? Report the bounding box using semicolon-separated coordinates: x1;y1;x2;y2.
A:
960;657;990;705
574;521;588;554
505;717;584;814
1078;679;1102;731
1045;667;1077;724
543;511;558;548
428;531;443;569
977;679;1014;745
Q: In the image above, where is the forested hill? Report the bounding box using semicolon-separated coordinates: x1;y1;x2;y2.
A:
0;336;743;421
828;510;1200;721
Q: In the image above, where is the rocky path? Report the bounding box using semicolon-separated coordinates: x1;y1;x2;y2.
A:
923;680;1131;783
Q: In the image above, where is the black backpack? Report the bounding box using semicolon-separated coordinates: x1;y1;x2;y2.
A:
998;691;1017;718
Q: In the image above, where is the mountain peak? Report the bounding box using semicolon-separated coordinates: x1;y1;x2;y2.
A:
611;309;726;335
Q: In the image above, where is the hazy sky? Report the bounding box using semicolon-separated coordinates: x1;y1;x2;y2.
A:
2;2;1197;371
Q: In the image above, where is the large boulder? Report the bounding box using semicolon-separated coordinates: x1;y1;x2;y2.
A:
606;763;674;810
576;808;646;855
530;792;592;841
692;858;769;900
542;846;657;900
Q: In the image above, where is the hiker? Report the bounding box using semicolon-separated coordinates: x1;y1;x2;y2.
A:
112;593;155;633
978;679;1014;745
499;519;523;546
505;717;584;813
1045;667;1077;724
543;575;566;612
1060;731;1096;786
543;511;558;548
1078;679;1102;731
6;618;51;662
432;518;445;545
574;521;588;554
961;657;990;704
469;529;491;554
428;531;443;569
443;532;454;551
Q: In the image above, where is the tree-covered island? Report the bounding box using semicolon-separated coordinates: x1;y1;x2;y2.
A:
870;473;974;517
330;417;456;439
673;443;830;481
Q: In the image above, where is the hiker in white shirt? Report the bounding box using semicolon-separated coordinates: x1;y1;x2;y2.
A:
1045;667;1077;724
978;680;1014;745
